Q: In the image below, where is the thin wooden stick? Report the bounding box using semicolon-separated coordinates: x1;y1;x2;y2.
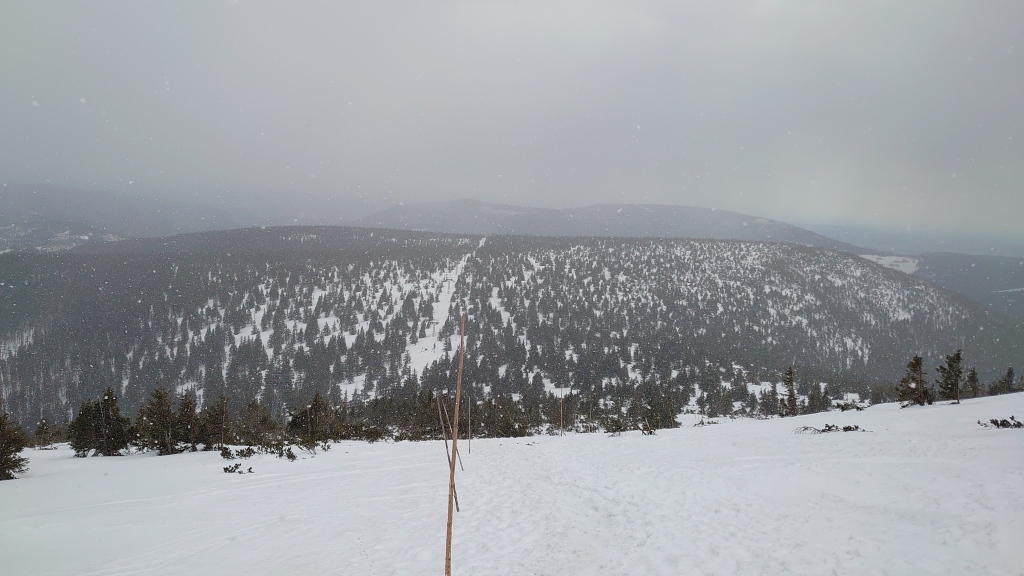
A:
437;393;446;447
467;393;472;455
444;393;468;471
436;395;460;512
445;313;466;576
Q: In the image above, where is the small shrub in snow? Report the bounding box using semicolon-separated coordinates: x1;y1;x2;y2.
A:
640;420;656;436
977;416;1023;429
363;427;388;444
794;424;863;434
604;417;625;437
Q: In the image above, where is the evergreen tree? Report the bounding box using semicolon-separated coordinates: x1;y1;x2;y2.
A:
965;367;982;399
236;399;280;447
199;395;233;449
820;384;834;412
1006;368;1017;394
897;355;932;406
0;405;29;480
759;381;779;417
68;401;100;457
68;388;132;456
869;384;886;405
632;378;680;430
137;387;178;455
936;349;964;403
204;359;226;402
175;391;201;451
98;388;134;455
806;381;823;414
288;392;335;445
990;367;1015;396
780;367;798;417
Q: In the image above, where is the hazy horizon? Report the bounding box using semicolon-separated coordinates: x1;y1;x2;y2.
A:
2;2;1022;239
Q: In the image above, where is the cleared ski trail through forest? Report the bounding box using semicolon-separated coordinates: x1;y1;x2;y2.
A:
2;394;1022;575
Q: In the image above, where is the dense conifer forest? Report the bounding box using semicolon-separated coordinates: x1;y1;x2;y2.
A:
0;227;1020;444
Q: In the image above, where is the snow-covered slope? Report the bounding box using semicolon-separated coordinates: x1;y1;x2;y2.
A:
3;228;1021;429
467;237;1019;378
3;394;1022;575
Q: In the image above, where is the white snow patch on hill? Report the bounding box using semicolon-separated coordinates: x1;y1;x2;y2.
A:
860;254;920;275
405;256;467;374
2;394;1022;575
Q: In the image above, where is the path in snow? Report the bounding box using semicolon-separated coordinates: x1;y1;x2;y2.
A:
404;254;468;378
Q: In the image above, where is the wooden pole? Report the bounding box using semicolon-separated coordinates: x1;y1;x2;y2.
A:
440;395;465;472
436;395;460;512
467;393;472;455
445;313;466;576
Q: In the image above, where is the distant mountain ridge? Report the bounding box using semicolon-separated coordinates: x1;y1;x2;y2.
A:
803;222;1024;259
0;185;387;239
0;220;121;253
357;200;871;253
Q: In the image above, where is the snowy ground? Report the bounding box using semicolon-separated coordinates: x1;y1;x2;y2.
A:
2;394;1023;575
859;255;920;275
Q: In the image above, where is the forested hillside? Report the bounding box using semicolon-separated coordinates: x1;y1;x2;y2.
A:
0;227;1018;433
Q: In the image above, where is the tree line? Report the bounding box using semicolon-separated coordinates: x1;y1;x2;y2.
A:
896;349;1019;406
2;350;1021;480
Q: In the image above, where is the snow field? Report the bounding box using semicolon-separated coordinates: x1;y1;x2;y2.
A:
1;394;1022;575
859;255;921;275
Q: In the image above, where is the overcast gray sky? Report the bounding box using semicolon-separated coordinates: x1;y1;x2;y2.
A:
1;1;1021;237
